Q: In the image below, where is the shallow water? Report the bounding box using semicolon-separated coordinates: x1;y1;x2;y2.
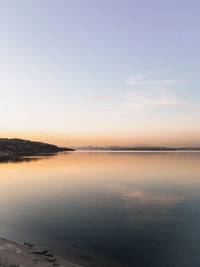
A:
0;151;200;267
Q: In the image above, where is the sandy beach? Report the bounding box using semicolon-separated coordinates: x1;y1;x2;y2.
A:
0;237;83;267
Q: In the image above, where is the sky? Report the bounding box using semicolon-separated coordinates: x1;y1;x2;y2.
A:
0;0;200;147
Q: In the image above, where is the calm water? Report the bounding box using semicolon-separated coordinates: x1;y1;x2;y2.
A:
0;151;200;267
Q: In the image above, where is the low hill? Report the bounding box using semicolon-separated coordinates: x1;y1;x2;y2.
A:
0;138;74;154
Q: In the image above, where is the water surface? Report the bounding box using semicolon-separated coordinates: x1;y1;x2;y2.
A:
0;151;200;267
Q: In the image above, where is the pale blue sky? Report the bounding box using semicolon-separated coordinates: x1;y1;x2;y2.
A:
0;0;200;146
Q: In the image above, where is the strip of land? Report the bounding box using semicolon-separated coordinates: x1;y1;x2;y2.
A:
0;237;83;267
0;138;74;155
77;146;200;151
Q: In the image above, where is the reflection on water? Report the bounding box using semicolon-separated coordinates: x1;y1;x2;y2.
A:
0;155;41;163
0;153;59;163
0;152;200;266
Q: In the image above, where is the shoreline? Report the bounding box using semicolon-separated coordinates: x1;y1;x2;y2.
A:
0;237;84;267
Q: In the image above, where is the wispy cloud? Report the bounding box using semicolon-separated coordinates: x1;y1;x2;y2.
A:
122;102;145;111
87;96;106;102
125;75;187;87
122;88;184;111
106;74;187;119
121;74;186;111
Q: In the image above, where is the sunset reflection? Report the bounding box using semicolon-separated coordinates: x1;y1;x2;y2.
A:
0;152;200;266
